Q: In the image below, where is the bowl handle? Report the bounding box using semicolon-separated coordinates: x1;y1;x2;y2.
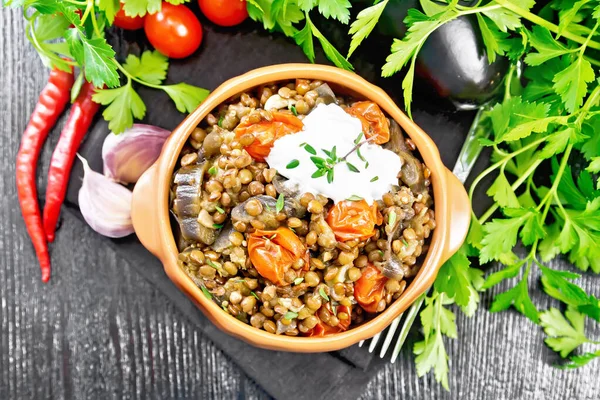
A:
441;168;471;263
131;163;165;261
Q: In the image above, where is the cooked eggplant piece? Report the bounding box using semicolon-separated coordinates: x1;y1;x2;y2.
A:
170;210;191;252
272;175;309;212
315;83;337;105
231;195;306;229
379;253;405;280
272;174;302;199
211;222;234;252
386;120;426;194
172;162;219;245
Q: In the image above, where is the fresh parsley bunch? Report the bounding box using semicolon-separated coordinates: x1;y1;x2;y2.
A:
7;0;209;133
247;0;354;70
369;0;600;390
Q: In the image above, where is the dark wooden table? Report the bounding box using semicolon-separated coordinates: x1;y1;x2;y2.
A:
2;6;599;400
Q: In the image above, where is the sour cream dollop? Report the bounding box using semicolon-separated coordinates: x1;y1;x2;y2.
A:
266;104;402;204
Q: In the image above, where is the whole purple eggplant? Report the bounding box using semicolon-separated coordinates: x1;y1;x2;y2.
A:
375;0;509;109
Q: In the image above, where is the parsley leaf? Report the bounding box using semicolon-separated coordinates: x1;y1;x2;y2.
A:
486;172;520;208
309;12;353;70
162;83;210;114
294;18;316;62
382;10;442;76
347;0;388;58
122;50;169;85
122;0;162;17
479;213;529;264
315;0;351;24
540;308;588;357
587;157;600;188
489;276;539;323
539;127;581;159
420;0;446;16
557;0;589;38
483;261;522;290
65;29;119;88
553;56;595;113
525;26;573;66
98;0;120;25
414;292;452;390
519;210;546;245
294;12;352;69
35;13;71;42
540;266;600;321
476;14;513;63
486;96;555;143
434;248;483;316
251;0;303;37
560;349;600;369
480;2;524;32
92;83;146;134
382;9;455;116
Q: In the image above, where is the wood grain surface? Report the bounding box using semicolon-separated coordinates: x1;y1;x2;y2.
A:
1;6;599;400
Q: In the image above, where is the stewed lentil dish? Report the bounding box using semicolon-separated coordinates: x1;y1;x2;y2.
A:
171;79;436;336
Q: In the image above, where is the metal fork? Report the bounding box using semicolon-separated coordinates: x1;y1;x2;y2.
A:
359;107;488;362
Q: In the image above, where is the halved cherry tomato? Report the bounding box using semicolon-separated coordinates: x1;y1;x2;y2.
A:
235;111;303;162
114;3;145;30
354;264;388;313
345;101;390;144
305;305;352;337
144;2;203;59
326;200;382;242
198;0;248;27
247;227;308;286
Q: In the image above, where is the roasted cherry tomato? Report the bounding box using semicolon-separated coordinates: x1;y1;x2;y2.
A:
198;0;248;27
247;227;308;286
305;305;352;336
235;111;303;162
326;200;382;242
113;3;145;30
345;101;390;144
354;264;388;313
144;2;203;59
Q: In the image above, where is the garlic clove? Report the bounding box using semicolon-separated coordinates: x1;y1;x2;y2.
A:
78;154;134;238
102;124;171;184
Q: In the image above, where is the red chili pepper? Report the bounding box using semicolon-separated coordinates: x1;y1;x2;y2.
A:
16;67;74;283
43;81;100;242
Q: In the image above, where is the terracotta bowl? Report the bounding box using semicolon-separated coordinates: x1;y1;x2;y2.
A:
131;64;470;352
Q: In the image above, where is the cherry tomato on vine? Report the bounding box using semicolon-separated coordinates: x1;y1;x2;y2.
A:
235;111;303;162
198;0;248;27
326;200;382;242
144;2;203;59
247;227;308;286
345;101;390;144
113;3;145;30
354;264;388;313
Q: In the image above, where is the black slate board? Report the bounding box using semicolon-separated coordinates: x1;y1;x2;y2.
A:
61;10;475;400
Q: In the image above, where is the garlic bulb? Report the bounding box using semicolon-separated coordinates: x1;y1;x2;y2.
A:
102;124;171;184
78;155;134;238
